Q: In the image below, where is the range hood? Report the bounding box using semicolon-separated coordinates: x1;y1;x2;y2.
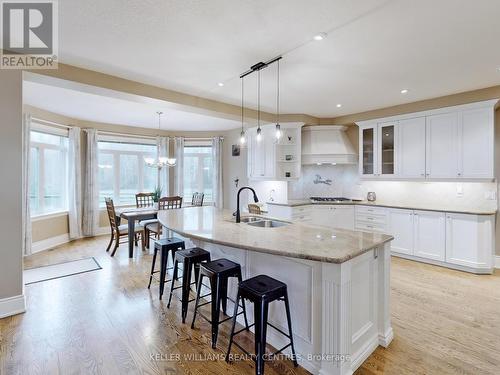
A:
301;125;357;165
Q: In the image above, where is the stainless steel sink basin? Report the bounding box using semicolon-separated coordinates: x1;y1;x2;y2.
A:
247;220;288;228
240;216;262;223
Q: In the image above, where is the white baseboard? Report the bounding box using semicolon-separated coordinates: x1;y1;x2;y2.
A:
495;256;500;269
0;294;26;318
31;233;70;254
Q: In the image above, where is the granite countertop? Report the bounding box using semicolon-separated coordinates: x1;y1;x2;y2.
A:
266;199;497;215
157;206;393;264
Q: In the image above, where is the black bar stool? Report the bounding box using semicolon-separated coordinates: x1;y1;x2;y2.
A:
226;274;298;375
148;237;185;299
167;247;211;323
191;258;249;348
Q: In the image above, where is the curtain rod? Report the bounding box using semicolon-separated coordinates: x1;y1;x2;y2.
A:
32;117;72;129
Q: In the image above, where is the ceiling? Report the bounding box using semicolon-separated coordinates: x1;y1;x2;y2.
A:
57;0;500;118
23;81;241;131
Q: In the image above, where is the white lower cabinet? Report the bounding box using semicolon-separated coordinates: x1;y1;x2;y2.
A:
387;209;413;256
385;208;494;273
413;210;446;261
445;213;494;270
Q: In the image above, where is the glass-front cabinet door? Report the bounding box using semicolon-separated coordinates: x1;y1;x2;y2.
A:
360;126;377;176
379;123;396;176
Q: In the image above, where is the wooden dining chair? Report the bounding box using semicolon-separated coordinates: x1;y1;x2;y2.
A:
191;192;204;207
105;197;146;256
136;192;155;208
248;203;262;215
144;196;184;247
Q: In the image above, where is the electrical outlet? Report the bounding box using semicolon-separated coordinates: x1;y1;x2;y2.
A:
484;191;497;200
456;183;464;197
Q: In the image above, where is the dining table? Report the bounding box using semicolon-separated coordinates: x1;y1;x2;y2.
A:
117;207;158;258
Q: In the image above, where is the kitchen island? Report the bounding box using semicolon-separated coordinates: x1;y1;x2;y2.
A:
158;206;394;375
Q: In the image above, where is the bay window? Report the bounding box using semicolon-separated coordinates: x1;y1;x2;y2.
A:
98;138;158;206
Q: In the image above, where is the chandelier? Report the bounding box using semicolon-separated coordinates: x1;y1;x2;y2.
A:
144;111;176;168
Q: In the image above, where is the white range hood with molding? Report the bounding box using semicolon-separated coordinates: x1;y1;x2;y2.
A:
301;125;357;165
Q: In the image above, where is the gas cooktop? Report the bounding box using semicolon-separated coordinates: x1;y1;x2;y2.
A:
309;197;352;202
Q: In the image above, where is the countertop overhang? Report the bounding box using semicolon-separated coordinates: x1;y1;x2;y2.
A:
157;206;393;264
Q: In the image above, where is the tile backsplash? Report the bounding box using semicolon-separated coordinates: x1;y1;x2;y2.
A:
288;164;498;212
288;165;359;199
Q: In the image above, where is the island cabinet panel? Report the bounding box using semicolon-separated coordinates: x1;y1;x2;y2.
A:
311;205;355;230
412;210;446;261
387;208;414;256
445;213;494;270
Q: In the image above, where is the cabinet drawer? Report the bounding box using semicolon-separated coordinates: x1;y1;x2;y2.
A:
355;221;386;233
292;206;312;214
355;214;386;225
356;205;387;217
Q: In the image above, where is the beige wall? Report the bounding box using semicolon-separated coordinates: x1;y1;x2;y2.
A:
0;71;24;302
495;107;500;256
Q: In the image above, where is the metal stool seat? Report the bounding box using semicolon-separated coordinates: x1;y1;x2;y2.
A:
191;258;249;348
167;247;211;323
226;274;298;375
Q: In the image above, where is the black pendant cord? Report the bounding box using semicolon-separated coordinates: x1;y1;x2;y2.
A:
277;59;280;125
257;69;261;131
241;77;244;134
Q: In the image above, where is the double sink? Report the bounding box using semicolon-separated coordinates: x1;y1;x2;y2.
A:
239;216;289;228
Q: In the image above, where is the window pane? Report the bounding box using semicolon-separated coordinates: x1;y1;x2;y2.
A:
30;147;40;215
31;131;63;146
98;140;157;207
98;153;114;206
143;159;157;194
119;154;139;205
43;147;67;212
183;155;198;200
203;155;213;202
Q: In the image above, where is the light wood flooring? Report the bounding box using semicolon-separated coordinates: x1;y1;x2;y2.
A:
1;236;499;374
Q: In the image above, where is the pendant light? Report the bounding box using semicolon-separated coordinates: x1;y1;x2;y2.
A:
275;58;282;140
256;69;262;142
239;77;246;144
144;111;176;168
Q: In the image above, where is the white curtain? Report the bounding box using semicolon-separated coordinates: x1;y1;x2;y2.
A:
82;128;99;236
22;113;32;256
157;136;170;196
212;136;224;209
174;137;184;196
68;127;82;239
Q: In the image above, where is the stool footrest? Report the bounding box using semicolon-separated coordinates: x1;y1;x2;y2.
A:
267;322;292;339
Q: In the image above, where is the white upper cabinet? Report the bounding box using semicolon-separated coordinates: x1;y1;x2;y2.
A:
425;112;459;178
459;108;494;179
247;123;302;181
357;99;497;180
398;117;426;178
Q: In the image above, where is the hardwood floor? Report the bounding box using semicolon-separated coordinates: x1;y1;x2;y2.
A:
1;237;499;375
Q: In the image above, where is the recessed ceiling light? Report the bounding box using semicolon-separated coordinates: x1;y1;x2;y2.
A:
313;32;327;41
400;89;409;94
217;82;224;87
336;103;342;108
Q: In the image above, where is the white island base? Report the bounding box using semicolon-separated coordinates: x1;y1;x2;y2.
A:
187;239;393;375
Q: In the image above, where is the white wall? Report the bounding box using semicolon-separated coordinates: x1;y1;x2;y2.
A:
223;129;249;211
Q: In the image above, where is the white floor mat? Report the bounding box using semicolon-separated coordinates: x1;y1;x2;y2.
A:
24;257;102;285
